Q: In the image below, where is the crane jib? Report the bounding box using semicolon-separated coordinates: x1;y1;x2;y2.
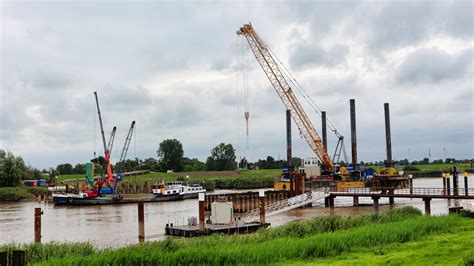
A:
238;24;334;170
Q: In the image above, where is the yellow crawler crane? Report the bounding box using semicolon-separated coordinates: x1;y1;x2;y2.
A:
237;23;334;171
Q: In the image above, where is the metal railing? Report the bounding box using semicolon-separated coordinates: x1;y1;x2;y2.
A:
329;187;474;197
242;188;329;223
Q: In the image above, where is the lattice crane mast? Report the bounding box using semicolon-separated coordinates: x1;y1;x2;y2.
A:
237;23;334;170
119;121;135;164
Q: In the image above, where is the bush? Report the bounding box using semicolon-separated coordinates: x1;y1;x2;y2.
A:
0;187;32;201
403;165;420;171
0;186;48;201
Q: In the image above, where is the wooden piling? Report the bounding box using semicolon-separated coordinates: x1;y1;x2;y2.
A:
447;174;451;195
0;251;7;266
452;166;459;196
328;195;335;215
464;172;469;196
442;173;447;195
138;202;145;243
353;196;359;206
372;196;380;214
199;193;206;233
409;175;413;195
239;196;244;212
423;198;431;215
259;191;265;225
11;250;26;266
34;208;42;243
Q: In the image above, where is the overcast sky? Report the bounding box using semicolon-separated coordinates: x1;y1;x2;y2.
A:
1;0;473;169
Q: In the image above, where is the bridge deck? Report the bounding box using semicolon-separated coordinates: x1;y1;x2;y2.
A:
329;187;474;199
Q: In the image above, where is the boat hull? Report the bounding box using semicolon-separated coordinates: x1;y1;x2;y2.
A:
53;193;185;206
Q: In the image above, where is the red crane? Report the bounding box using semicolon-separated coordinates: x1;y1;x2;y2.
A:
94;91;115;183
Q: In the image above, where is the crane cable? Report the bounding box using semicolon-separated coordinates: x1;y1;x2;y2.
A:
259;36;341;136
252;31;348;163
93;94;96;159
243;38;250;151
236;36;241;162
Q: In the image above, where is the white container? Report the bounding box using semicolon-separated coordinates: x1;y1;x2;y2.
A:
211;202;234;225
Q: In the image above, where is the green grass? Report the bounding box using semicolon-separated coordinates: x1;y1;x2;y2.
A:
58;169;281;190
58;163;472;190
370;163;472;177
6;207;472;265
57;163;473;190
0;243;95;263
30;212;471;265
286;219;474;265
0;186;48;201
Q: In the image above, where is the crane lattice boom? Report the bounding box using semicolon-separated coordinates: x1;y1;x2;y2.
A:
119;121;135;163
237;23;334;170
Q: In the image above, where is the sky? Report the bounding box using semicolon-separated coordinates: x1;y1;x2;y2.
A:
0;0;473;170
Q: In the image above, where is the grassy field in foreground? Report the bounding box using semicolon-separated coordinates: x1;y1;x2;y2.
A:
2;207;473;265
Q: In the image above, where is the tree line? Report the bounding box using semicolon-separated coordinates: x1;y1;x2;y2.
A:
2;142;473;188
0;150;42;187
50;139;302;175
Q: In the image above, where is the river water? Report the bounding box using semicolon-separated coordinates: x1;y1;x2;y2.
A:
1;175;473;248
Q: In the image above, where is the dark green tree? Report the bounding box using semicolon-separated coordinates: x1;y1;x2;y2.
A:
56;163;73;175
27;167;42;179
158;139;184;172
205;143;236;171
291;157;302;167
141;157;160;171
183;157;205;172
91;156;107;173
73;163;86;174
0;150;28;187
266;156;276;169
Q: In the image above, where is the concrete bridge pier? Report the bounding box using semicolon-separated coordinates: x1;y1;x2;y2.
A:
372;196;380;214
353;196;359;206
389;197;395;209
423;197;431;215
328;195;335;216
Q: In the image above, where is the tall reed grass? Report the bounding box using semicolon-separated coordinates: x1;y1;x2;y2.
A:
37;215;462;265
21;207;470;266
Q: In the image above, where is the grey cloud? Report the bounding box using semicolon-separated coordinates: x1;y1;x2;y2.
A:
395;48;472;84
290;44;348;69
286;1;472;54
365;1;473;52
31;70;73;89
1;1;473;168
